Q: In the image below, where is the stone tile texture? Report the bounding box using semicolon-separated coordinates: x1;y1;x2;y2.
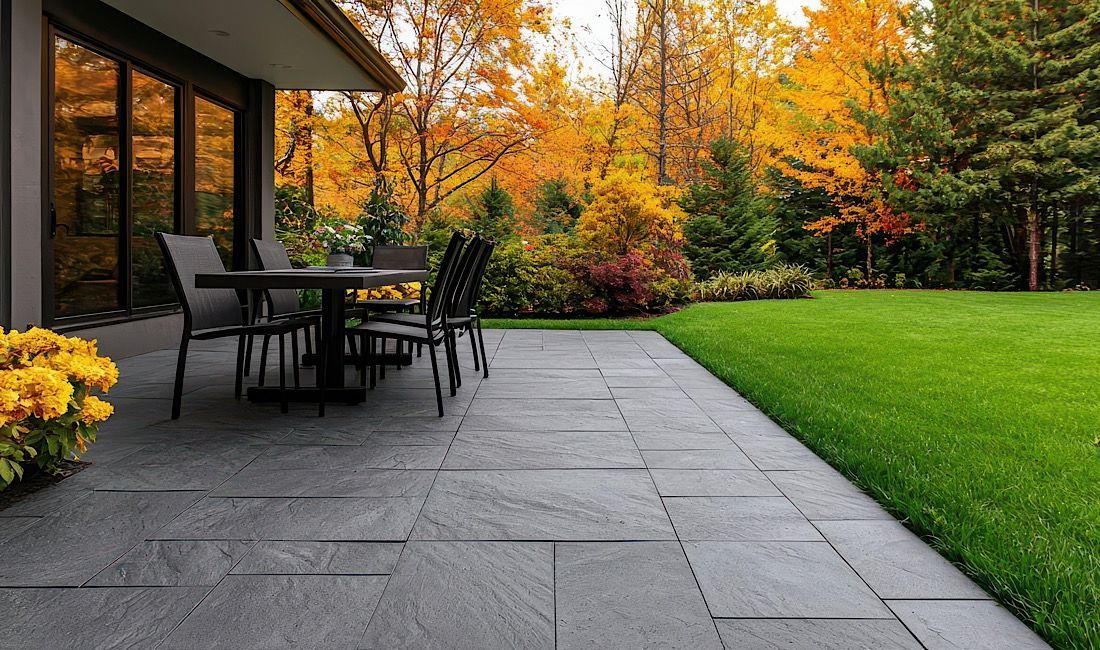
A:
0;330;1047;649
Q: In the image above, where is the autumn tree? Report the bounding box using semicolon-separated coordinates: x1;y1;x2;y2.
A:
773;0;913;277
339;0;550;228
577;171;686;257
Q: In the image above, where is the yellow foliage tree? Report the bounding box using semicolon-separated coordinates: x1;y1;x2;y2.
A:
577;171;686;257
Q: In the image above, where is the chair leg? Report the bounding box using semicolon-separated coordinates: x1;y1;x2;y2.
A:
291;332;301;389
369;337;377;390
442;334;457;396
304;324;314;359
171;335;190;420
476;318;489;379
450;330;462;388
278;333;288;414
316;332;326;418
417;343;422;358
428;341;444;417
468;324;480;372
243;334;254;376
234;335;246;400
379;338;387;380
258;334;271;387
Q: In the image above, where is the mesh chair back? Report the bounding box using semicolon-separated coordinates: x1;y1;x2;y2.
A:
425;232;466;326
249;239;302;316
372;245;429;270
453;238;495;317
157;232;243;332
448;237;487;317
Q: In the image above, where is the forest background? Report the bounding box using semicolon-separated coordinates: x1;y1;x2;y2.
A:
273;0;1100;314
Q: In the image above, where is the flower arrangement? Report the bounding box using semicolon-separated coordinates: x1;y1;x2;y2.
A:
312;220;368;255
0;327;118;490
356;282;422;302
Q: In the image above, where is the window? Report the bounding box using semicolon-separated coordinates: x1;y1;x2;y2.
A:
194;97;236;269
47;28;243;324
51;36;122;318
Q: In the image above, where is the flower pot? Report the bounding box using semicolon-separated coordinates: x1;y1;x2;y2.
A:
327;253;353;267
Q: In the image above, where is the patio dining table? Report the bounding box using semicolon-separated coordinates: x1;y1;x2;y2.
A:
195;267;429;405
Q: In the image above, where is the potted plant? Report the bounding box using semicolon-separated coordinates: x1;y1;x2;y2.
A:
312;220;368;267
0;327;118;490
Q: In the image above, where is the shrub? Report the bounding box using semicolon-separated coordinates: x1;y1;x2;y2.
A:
695;264;816;302
0;328;118;490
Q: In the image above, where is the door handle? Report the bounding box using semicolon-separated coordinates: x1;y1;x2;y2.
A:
49;203;58;239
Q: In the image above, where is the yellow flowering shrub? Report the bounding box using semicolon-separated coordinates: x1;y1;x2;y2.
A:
0;327;118;490
355;282;422;303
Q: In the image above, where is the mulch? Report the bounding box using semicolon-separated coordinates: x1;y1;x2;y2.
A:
0;459;89;513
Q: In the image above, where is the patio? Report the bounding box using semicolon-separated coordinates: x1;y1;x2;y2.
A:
0;329;1047;649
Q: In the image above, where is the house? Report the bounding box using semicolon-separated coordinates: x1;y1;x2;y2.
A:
0;0;403;357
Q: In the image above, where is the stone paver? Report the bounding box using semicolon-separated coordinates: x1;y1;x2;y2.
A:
0;329;1049;648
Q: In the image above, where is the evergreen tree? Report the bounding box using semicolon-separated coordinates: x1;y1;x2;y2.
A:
468;177;517;241
680;139;776;278
533;178;583;233
765;164;835;277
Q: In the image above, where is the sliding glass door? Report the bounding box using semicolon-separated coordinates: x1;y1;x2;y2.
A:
47;29;240;324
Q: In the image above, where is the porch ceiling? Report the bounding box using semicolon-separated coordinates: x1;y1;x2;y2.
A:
101;0;404;91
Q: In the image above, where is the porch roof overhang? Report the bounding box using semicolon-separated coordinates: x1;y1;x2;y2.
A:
100;0;405;92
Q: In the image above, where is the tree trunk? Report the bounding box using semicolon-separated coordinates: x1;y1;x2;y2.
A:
826;231;834;279
302;95;314;208
656;0;669;185
865;236;874;279
1049;207;1059;288
1027;199;1040;291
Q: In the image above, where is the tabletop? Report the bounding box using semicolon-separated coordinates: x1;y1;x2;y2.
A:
195;268;430;291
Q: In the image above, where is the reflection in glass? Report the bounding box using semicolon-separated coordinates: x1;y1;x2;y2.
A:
52;36;121;317
195;97;235;268
131;71;177;308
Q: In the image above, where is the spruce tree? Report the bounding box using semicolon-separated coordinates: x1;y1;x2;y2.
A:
533;178;582;233
680;139;776;278
468;177;517;241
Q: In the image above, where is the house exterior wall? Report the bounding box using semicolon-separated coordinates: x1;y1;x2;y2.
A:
0;0;276;358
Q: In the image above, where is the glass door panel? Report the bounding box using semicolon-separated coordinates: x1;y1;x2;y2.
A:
52;36;122;318
194;97;236;269
131;71;176;308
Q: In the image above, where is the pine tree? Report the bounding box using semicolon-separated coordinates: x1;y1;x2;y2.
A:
680;139;776;278
533;178;582;234
468;177;517;242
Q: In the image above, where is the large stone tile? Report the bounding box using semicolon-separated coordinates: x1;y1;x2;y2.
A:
556;542;721;649
766;470;891;520
641;448;754;469
66;440;267;491
160;575;388;650
250;443;447;471
887;600;1050;650
0;482;91;517
366;429;457;445
490;354;598;369
816;520;989;599
609;386;689;400
600;368;679;388
463;399;627;431
232;541;402;575
664;497;822;541
714;619;922;650
154;497;422;541
211;467;435;497
0;516;40;542
683;541;892;618
615;398;710;418
475;369;612;399
88;540;253;586
360;541;554;649
412;470;675;540
366;415;463;432
0;491;201;586
733;435;833;471
712;409;792;437
443;430;642;469
624;414;723;433
631;430;735;450
1;586;208;649
649;469;780;497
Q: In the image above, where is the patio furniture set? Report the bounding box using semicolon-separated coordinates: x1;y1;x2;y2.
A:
156;231;494;421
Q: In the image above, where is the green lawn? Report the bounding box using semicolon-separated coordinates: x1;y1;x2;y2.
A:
486;291;1100;649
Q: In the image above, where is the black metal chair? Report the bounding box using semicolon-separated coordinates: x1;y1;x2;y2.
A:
355;245;428;314
248;238;322;386
156;233;312;418
372;236;492;386
348;232;467;416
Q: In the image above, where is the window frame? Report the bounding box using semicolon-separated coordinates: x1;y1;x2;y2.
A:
42;15;247;329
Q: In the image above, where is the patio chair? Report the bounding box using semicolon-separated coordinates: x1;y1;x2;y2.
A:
348;232;467;416
248;238;322;386
157;233;312;418
371;236;494;385
356;244;428;314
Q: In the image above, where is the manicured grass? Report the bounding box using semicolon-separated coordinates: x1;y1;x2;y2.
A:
490;291;1100;649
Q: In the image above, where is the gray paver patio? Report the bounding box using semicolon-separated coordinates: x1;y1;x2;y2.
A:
0;329;1049;649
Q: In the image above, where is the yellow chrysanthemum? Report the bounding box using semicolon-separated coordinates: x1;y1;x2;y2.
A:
80;395;114;425
0;366;74;422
